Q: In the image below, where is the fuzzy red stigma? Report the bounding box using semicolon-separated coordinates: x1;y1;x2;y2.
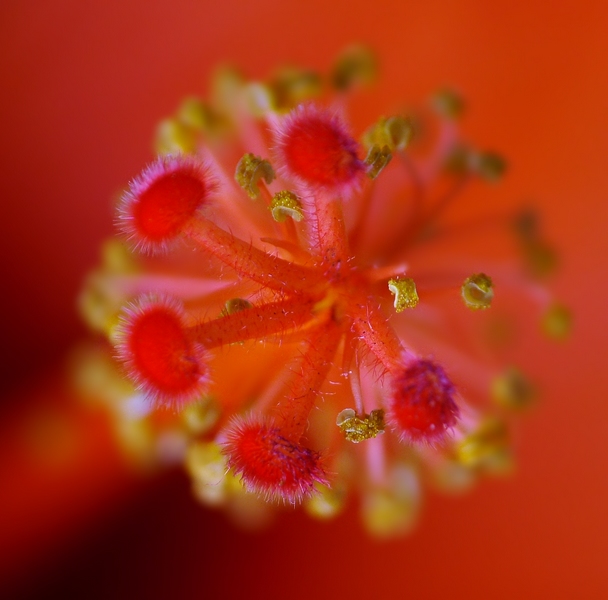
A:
116;296;209;408
222;417;329;503
274;104;364;194
119;155;216;253
388;359;460;444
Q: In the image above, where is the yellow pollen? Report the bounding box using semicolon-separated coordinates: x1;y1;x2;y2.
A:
270;190;304;222
245;82;277;116
182;396;220;434
523;240;558;278
457;418;512;474
336;408;385;443
491;367;535;410
270;67;322;109
235;153;275;199
542;302;572;340
388;277;419;312
431;88;465;119
155;118;198;155
365;144;392;179
304;482;346;519
364;116;413;152
221;298;253;317
186;441;230;506
331;45;377;90
472;151;507;182
362;465;420;538
461;273;494;310
176;97;216;130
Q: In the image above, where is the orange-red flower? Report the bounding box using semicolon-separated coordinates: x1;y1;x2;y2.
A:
78;49;565;535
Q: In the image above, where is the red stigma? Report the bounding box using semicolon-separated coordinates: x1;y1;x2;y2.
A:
119;155;215;253
117;296;209;408
388;359;460;444
274;104;363;194
222;417;329;503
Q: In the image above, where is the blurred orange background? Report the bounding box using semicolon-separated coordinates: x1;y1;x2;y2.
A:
1;0;607;597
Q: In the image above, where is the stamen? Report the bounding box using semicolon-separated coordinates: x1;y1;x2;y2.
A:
181;397;220;434
235;153;275;199
457;418;512;473
361;464;420;538
363;116;414;152
461;273;494;310
269;67;322;110
431;88;465;119
176;97;218;130
304;482;346;519
186;441;230;505
491;367;535;410
331;45;377;91
542;302;572;340
270;190;304;222
471;151;507;182
337;408;385;443
365;144;392;179
388;277;419;312
220;298;253;316
155;118;198;155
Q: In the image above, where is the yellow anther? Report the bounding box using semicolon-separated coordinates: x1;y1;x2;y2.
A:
457;418;513;474
69;342;135;407
443;144;471;175
331;45;377;90
181;396;220;434
185;441;227;486
365;144;392;179
270;190;304;222
115;418;156;469
304;482;346;520
270;67;322;109
431;88;465;119
220;298;253;317
100;239;136;274
235;153;275;199
542;302;572;340
210;66;245;111
461;273;494;310
362;465;420;538
513;207;539;241
186;441;229;506
388;277;419;312
176;97;214;130
472;151;507;182
336;408;385;443
246;82;277;116
155;118;198;155
492;367;536;410
364;116;414;152
431;459;476;493
78;274;122;336
522;239;558;278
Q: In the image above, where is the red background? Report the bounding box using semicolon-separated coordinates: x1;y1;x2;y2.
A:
1;0;607;597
